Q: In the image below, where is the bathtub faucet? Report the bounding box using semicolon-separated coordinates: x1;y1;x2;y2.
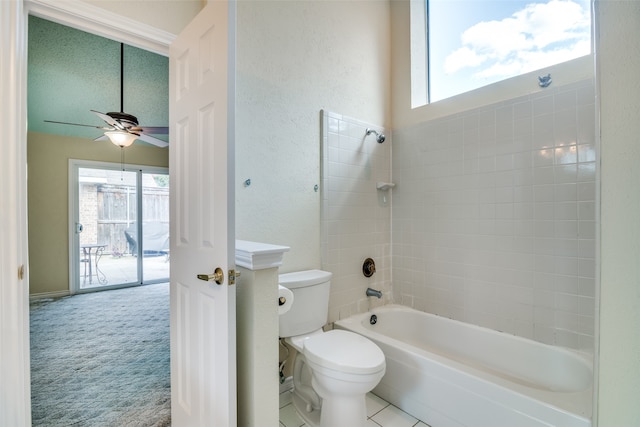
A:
366;288;382;299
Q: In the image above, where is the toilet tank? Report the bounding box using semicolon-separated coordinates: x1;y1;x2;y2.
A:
279;270;332;338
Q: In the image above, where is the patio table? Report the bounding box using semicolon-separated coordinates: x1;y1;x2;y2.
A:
81;244;107;285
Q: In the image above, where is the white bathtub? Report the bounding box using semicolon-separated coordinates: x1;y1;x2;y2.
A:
335;305;592;427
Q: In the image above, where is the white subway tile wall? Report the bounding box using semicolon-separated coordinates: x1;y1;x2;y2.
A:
392;79;596;352
321;110;392;324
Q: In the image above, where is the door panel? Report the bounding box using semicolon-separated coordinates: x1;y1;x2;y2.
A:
169;1;236;425
77;167;138;290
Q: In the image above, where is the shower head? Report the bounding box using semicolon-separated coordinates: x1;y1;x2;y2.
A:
366;128;386;144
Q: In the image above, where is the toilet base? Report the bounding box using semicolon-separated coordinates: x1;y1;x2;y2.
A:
292;390;368;427
292;391;321;427
319;394;367;427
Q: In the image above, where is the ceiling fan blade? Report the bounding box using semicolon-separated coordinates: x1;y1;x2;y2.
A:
132;126;169;135
93;134;109;142
136;132;169;148
90;110;122;129
45;119;113;130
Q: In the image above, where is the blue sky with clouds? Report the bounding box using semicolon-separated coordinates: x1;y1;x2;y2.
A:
428;0;591;102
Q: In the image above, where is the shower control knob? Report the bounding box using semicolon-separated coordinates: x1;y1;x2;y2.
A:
363;258;376;277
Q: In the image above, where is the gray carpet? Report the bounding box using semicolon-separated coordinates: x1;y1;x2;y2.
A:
30;283;171;426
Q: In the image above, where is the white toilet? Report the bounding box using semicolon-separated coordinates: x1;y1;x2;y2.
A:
279;270;386;427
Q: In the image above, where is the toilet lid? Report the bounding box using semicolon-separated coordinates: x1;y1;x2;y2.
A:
303;330;385;375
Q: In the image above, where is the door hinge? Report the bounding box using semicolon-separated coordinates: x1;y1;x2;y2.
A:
229;269;240;285
18;264;25;280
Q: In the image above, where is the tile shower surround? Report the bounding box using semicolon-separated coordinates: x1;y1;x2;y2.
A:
392;79;596;352
321;110;392;323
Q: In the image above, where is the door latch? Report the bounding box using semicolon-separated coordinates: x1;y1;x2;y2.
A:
228;269;240;285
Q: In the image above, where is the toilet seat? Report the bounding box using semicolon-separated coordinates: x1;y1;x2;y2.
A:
284;328;324;352
303;330;385;375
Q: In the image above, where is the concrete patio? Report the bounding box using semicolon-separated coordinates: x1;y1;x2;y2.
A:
80;253;169;290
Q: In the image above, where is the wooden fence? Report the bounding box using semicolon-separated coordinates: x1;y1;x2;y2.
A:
80;183;169;255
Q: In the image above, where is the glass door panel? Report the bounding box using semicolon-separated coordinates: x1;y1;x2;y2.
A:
141;172;170;282
78;167;138;289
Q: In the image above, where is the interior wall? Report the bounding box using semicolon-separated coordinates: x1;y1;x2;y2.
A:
235;0;390;272
392;79;596;351
388;0;597;351
388;0;640;423
28;132;168;296
596;1;640;424
80;0;201;35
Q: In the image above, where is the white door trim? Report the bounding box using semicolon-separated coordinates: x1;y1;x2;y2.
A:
1;3;174;425
25;0;175;55
0;1;30;424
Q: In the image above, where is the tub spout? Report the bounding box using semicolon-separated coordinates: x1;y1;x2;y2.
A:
366;288;382;298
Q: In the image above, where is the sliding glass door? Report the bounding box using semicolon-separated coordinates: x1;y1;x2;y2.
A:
70;160;169;293
141;172;171;282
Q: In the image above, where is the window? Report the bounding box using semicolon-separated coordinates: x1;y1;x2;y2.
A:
422;0;591;104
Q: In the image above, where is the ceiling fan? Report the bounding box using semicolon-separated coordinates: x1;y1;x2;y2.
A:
45;43;169;148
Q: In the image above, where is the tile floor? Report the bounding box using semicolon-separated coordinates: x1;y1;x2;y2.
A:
279;389;431;427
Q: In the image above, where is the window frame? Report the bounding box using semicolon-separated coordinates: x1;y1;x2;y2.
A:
412;0;593;108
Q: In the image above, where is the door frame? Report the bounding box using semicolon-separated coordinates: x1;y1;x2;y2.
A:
69;159;170;294
1;1;177;424
27;0;174;55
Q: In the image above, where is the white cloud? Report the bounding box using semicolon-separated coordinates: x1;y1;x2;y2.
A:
461;17;530;58
444;47;487;74
443;0;591;78
474;60;524;81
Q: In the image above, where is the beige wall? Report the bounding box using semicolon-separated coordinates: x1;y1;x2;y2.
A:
596;1;640;424
235;0;391;272
27;131;168;295
82;0;202;35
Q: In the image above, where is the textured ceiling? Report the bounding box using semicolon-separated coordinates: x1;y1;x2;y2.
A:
28;16;169;144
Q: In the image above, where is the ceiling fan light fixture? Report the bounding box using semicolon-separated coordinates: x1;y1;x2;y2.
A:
44;42;169;148
105;130;137;147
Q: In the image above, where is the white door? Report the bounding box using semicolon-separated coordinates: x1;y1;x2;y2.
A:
169;1;237;426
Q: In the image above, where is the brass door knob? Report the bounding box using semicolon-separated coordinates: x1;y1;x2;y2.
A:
197;267;224;285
